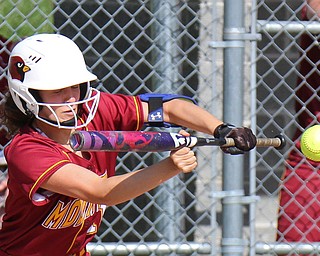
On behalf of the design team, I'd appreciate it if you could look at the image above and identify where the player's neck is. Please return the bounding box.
[32,119,73,145]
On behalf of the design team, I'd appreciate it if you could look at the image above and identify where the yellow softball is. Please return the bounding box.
[301,125,320,162]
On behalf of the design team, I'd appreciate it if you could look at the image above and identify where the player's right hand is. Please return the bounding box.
[170,147,197,173]
[170,129,197,173]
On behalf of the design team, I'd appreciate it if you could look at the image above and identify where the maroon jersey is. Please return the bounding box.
[0,93,144,255]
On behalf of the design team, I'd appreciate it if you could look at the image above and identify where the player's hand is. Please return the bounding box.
[170,147,197,173]
[169,130,197,173]
[214,123,256,155]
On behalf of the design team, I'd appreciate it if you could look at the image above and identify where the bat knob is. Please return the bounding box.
[274,134,286,150]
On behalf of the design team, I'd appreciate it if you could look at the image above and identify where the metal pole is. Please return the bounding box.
[255,242,320,255]
[256,20,320,34]
[210,1,221,254]
[221,0,246,255]
[87,242,212,255]
[150,0,183,242]
[249,0,258,255]
[210,1,221,253]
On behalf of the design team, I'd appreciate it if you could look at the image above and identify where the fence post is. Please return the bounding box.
[150,0,185,242]
[221,0,246,255]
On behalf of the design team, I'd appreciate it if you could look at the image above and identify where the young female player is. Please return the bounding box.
[0,34,256,255]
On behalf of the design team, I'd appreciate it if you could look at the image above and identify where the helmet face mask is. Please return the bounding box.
[7,34,99,129]
[34,87,100,129]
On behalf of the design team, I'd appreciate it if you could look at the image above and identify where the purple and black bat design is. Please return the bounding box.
[69,131,285,152]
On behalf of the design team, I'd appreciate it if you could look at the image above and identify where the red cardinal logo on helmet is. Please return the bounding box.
[9,56,31,82]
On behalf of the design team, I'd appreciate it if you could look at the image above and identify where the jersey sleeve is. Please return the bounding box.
[92,93,144,131]
[5,134,72,205]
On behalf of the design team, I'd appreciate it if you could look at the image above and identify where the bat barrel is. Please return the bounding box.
[69,131,194,152]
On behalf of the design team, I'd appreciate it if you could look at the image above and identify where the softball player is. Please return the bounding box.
[0,34,256,255]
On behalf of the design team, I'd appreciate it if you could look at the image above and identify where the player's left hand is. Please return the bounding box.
[214,123,257,155]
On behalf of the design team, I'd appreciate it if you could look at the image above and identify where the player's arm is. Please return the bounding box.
[41,147,196,205]
[141,98,222,135]
[141,97,256,154]
[164,99,224,134]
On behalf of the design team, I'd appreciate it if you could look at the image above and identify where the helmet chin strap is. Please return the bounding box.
[41,116,76,128]
[58,118,76,127]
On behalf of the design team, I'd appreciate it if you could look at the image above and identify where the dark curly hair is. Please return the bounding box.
[1,92,34,137]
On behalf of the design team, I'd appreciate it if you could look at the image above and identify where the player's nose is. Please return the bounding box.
[63,87,77,103]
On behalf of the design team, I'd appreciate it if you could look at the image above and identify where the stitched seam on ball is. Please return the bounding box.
[304,132,320,153]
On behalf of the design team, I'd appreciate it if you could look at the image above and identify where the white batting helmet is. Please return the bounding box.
[7,33,100,129]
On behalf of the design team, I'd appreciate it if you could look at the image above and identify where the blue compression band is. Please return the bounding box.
[139,93,197,127]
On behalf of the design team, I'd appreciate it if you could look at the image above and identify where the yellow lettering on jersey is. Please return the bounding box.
[42,199,105,230]
[74,200,91,227]
[86,202,95,218]
[60,199,82,228]
[42,200,70,229]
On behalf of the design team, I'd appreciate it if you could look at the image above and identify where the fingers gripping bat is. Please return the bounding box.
[69,131,286,152]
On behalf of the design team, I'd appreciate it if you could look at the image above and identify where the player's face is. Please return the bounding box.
[38,85,81,123]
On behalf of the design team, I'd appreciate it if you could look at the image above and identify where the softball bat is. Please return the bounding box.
[69,131,285,152]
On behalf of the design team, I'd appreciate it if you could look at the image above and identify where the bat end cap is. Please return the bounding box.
[275,134,286,150]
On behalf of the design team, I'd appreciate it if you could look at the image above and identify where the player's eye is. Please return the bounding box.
[71,85,80,89]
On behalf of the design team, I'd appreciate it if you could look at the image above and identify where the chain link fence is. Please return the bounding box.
[0,0,224,255]
[0,0,318,255]
[253,0,320,255]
